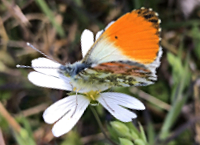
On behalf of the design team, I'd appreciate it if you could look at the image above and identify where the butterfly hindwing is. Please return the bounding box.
[75,61,156,88]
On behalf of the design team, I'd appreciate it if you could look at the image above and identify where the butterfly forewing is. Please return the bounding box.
[82,8,161,65]
[76,8,162,88]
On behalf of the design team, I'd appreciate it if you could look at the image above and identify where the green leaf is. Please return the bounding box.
[159,53,191,139]
[138,123,147,143]
[14,128,36,145]
[146,121,155,145]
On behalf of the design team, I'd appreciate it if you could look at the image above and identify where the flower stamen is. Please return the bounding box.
[90,95,95,100]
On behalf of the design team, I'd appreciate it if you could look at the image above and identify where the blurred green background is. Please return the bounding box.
[0,0,200,145]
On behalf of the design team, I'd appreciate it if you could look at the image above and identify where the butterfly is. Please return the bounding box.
[26,7,162,93]
[24,7,162,137]
[54,7,162,93]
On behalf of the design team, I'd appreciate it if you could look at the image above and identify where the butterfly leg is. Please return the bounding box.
[71,89,81,118]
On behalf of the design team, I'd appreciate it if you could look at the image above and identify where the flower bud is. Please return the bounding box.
[110,121,131,138]
[134,139,145,145]
[119,138,134,145]
[130,130,139,140]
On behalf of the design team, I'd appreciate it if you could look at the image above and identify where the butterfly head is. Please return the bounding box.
[59,62,90,77]
[59,64,75,77]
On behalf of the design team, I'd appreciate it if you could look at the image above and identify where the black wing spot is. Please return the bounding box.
[134,8,160,30]
[144,14,153,19]
[149,19,158,23]
[137,11,141,14]
[142,10,149,15]
[115,36,118,39]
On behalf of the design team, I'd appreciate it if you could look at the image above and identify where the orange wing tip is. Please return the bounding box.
[83,7,162,65]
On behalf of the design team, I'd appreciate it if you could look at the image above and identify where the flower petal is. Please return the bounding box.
[95,30,103,41]
[31,57,61,77]
[99,92,145,110]
[28,72,72,91]
[43,95,77,124]
[51,95,90,137]
[81,29,94,58]
[97,94,137,122]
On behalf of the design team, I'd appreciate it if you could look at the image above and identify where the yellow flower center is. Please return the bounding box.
[83,90,100,106]
[84,90,100,101]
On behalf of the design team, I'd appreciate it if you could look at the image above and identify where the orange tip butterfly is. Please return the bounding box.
[26,7,162,93]
[18,7,163,137]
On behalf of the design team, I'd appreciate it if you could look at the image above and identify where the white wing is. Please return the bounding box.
[105,21,115,29]
[95,30,103,41]
[146,46,163,78]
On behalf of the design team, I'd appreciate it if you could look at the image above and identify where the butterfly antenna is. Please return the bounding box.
[26,42,59,63]
[16,64,59,69]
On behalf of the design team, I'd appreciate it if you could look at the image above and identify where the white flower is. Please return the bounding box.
[28,57,145,137]
[27,29,145,137]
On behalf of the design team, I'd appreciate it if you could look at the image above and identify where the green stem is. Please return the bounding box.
[90,106,118,145]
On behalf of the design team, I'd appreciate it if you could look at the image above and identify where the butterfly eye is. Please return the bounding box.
[66,66,73,72]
